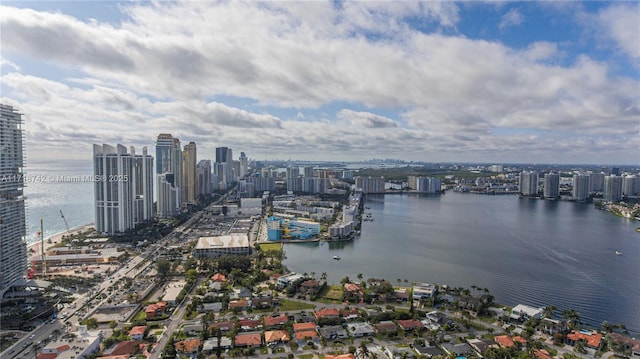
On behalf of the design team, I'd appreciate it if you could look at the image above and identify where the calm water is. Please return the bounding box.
[283,192,640,334]
[24,160,94,243]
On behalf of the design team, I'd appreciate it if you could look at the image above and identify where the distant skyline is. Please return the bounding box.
[1,1,639,165]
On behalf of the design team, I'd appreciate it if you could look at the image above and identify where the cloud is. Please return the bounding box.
[337,109,398,128]
[595,3,640,61]
[499,8,524,29]
[1,57,21,71]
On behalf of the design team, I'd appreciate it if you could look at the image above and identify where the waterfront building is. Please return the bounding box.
[342,205,358,222]
[416,177,442,193]
[182,142,198,204]
[622,175,638,196]
[267,217,281,240]
[0,104,27,295]
[519,171,538,196]
[355,176,385,194]
[589,172,605,193]
[303,166,314,178]
[156,134,182,215]
[342,170,354,180]
[303,177,330,194]
[412,282,437,300]
[543,172,560,199]
[604,175,623,202]
[93,144,153,235]
[329,221,354,239]
[194,234,249,259]
[197,160,212,196]
[572,174,590,201]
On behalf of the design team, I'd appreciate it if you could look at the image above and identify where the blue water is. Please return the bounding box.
[24,159,94,243]
[283,193,640,334]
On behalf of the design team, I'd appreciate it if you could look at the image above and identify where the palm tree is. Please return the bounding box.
[320,272,327,281]
[543,305,556,319]
[357,273,363,281]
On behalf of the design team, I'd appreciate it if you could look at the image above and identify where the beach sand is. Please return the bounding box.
[27,223,95,260]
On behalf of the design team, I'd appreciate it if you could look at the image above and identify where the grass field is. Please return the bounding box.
[317,285,343,304]
[258,242,282,254]
[278,299,316,311]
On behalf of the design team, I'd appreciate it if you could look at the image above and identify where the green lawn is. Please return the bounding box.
[298,354,314,359]
[278,299,316,311]
[258,243,282,254]
[317,285,343,303]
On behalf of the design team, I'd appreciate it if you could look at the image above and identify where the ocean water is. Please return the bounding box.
[283,193,640,334]
[24,159,95,244]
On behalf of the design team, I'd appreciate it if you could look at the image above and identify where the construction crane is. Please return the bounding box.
[60,209,70,231]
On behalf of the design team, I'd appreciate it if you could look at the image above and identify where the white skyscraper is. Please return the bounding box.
[604,175,623,202]
[182,142,197,204]
[0,104,28,295]
[622,175,638,196]
[94,144,153,235]
[572,174,590,201]
[197,159,212,196]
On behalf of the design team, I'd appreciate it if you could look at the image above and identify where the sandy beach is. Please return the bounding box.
[27,223,95,260]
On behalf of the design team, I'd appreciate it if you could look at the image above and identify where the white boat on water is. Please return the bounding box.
[616,250,623,255]
[332,255,341,260]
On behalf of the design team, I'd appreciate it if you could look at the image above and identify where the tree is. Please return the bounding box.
[157,259,171,277]
[321,272,327,281]
[543,305,557,319]
[357,273,363,281]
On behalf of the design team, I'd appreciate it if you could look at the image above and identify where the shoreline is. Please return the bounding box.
[27,223,95,260]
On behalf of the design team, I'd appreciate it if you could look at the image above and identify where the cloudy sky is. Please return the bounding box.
[1,1,639,165]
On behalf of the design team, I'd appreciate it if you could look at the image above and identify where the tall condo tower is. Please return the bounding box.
[519,171,539,196]
[156,134,182,217]
[182,142,197,204]
[0,104,28,295]
[604,175,623,202]
[543,172,560,199]
[572,174,590,201]
[94,144,153,235]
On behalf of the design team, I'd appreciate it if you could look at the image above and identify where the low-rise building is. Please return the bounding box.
[374,321,397,334]
[510,304,544,321]
[145,301,167,318]
[175,338,201,356]
[566,330,603,350]
[412,282,437,300]
[347,322,375,337]
[264,313,288,328]
[264,330,290,345]
[319,325,349,340]
[194,234,250,259]
[315,307,340,320]
[202,337,232,353]
[128,326,146,341]
[234,333,262,348]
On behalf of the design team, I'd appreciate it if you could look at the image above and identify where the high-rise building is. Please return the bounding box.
[214,146,234,187]
[604,175,623,202]
[215,147,232,164]
[182,142,197,204]
[416,177,442,193]
[355,176,385,194]
[588,172,605,193]
[239,152,248,178]
[156,134,182,216]
[0,104,28,295]
[543,172,560,199]
[519,171,538,196]
[197,160,211,196]
[303,166,315,178]
[572,174,590,201]
[94,144,153,235]
[622,175,638,197]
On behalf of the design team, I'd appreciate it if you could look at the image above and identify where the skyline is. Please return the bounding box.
[1,1,639,165]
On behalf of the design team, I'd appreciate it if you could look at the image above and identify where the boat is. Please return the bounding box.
[332,255,341,260]
[616,250,623,256]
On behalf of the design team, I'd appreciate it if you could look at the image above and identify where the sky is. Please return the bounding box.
[1,1,639,165]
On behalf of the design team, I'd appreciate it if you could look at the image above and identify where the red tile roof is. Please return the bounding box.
[397,319,423,330]
[111,340,141,356]
[343,283,363,293]
[129,326,146,337]
[36,353,57,359]
[567,331,603,348]
[175,338,201,353]
[534,349,554,359]
[315,308,340,318]
[211,273,227,282]
[264,313,288,327]
[234,333,262,347]
[494,335,516,348]
[293,322,317,332]
[375,321,398,333]
[295,330,318,340]
[208,320,235,332]
[229,299,248,309]
[340,308,360,318]
[325,355,356,359]
[239,319,262,329]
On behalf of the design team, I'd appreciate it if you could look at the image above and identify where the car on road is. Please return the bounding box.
[29,334,35,339]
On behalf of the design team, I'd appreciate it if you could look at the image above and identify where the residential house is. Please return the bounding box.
[566,330,603,350]
[230,287,252,300]
[340,308,360,321]
[374,321,398,335]
[211,273,227,283]
[441,343,474,358]
[534,349,554,359]
[412,282,437,300]
[425,311,448,325]
[208,320,235,334]
[509,304,544,322]
[234,333,262,348]
[108,341,141,357]
[264,330,290,345]
[315,308,340,320]
[385,345,416,359]
[457,296,481,313]
[238,319,263,332]
[537,318,565,335]
[392,287,410,302]
[293,322,318,344]
[319,325,349,340]
[347,322,375,337]
[202,302,222,313]
[397,319,423,331]
[128,326,146,341]
[202,337,232,353]
[494,335,527,349]
[145,301,167,319]
[413,345,445,358]
[250,296,274,309]
[608,333,640,357]
[343,283,364,302]
[290,312,316,323]
[467,338,495,353]
[182,324,203,336]
[175,338,201,356]
[264,313,288,328]
[229,299,249,311]
[299,280,322,297]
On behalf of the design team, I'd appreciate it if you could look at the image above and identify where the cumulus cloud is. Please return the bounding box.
[499,8,524,29]
[0,1,638,163]
[595,3,640,61]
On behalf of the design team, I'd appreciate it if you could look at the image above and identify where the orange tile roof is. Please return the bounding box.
[315,308,340,318]
[129,326,146,336]
[397,319,423,330]
[567,331,603,348]
[229,299,248,308]
[264,330,290,343]
[325,355,356,359]
[55,345,70,353]
[264,313,288,327]
[234,333,262,346]
[534,349,554,359]
[211,273,227,282]
[36,353,57,359]
[295,330,318,340]
[175,338,201,353]
[111,340,141,356]
[343,283,362,292]
[293,322,317,332]
[494,335,515,348]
